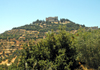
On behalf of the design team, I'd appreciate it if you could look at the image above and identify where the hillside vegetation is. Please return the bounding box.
[0,18,99,70]
[0,18,85,60]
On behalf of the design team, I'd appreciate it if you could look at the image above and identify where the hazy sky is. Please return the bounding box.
[0,0,100,34]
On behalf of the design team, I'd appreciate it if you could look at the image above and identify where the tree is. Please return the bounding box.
[73,28,100,69]
[19,28,77,70]
[60,18,65,22]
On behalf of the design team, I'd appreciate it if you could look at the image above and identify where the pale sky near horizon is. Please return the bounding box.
[0,0,100,34]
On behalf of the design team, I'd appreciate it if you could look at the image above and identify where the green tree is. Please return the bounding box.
[73,28,100,69]
[19,28,77,70]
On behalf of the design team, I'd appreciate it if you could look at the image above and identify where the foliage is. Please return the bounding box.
[18,29,77,70]
[73,28,100,69]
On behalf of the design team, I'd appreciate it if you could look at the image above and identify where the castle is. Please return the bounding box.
[46,16,58,22]
[46,16,70,24]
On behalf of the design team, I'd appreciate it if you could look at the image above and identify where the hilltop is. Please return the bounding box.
[0,17,86,50]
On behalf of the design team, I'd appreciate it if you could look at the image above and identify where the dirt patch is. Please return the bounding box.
[0,51,3,55]
[0,56,17,66]
[39,25,43,28]
[0,59,8,65]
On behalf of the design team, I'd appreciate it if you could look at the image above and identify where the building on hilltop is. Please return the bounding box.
[90,26,98,30]
[46,16,70,24]
[46,16,58,22]
[87,26,98,31]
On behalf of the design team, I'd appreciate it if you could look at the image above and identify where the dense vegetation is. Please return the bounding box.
[73,28,100,69]
[18,29,77,70]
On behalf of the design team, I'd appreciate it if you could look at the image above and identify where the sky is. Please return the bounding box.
[0,0,100,34]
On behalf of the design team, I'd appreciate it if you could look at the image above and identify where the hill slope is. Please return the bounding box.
[0,18,89,66]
